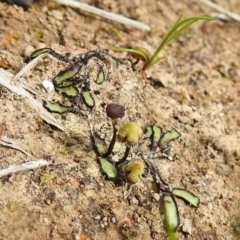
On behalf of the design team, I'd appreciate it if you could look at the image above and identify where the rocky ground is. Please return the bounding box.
[0,0,240,239]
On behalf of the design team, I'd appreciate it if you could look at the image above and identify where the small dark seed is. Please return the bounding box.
[106,103,125,119]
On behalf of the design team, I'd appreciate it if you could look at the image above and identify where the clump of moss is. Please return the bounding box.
[124,160,145,184]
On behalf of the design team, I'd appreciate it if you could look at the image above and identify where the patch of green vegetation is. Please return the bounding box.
[39,172,51,187]
[28,14,209,236]
[110,15,213,71]
[124,161,145,184]
[99,157,117,179]
[44,101,68,113]
[33,27,43,40]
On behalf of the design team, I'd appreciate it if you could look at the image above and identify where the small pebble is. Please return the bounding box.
[94,215,101,220]
[111,217,116,224]
[24,45,35,57]
[45,199,51,205]
[104,221,108,227]
[102,216,108,222]
[73,234,80,240]
[130,197,139,205]
[42,80,54,92]
[147,219,152,227]
[132,213,139,221]
[152,193,160,201]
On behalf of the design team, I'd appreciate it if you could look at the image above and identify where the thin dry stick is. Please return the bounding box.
[0,124,33,157]
[0,159,49,177]
[52,0,151,31]
[0,68,64,131]
[0,138,33,158]
[198,0,240,22]
[12,53,47,83]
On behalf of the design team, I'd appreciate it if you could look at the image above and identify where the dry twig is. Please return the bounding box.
[0,124,32,158]
[12,53,47,83]
[0,67,64,131]
[52,0,151,31]
[198,0,240,22]
[0,137,33,158]
[0,159,49,177]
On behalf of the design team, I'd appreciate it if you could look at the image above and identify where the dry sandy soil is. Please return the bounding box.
[0,0,240,239]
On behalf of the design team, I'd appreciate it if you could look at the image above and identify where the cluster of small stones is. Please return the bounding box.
[94,215,117,229]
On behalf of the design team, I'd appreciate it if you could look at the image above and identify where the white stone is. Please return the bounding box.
[42,80,54,92]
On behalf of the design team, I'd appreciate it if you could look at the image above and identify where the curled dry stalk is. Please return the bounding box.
[109,15,214,72]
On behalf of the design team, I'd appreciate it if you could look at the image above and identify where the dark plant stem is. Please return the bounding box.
[103,120,117,158]
[140,69,147,81]
[140,152,169,191]
[142,62,149,71]
[116,146,131,166]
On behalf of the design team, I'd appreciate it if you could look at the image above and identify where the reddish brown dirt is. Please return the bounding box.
[0,1,240,239]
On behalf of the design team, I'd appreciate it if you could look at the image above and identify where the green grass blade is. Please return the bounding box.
[170,19,199,41]
[109,47,149,62]
[149,56,167,67]
[147,15,214,68]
